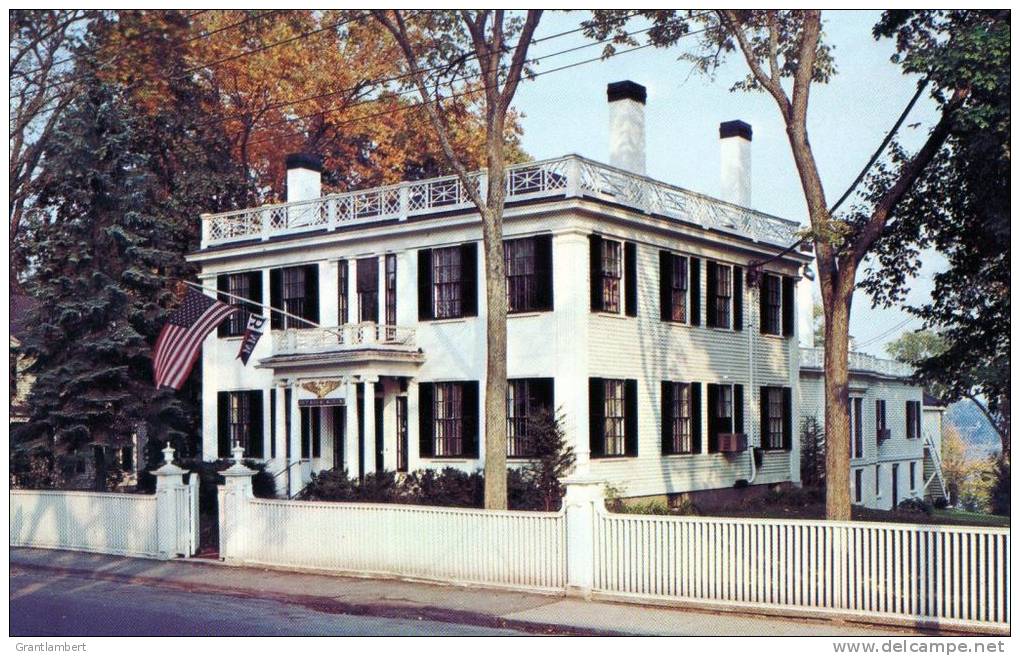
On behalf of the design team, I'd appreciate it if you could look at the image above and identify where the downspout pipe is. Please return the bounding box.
[747,280,758,485]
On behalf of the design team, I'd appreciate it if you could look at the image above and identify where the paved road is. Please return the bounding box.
[10,568,525,637]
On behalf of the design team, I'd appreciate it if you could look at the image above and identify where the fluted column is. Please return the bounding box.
[344,376,359,479]
[363,376,378,475]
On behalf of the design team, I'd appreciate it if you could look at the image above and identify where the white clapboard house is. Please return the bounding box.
[188,80,943,508]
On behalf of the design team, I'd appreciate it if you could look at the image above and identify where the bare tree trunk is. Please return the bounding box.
[822,287,853,520]
[481,114,509,507]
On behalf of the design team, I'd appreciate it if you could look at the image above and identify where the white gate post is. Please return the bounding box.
[218,445,255,563]
[153,445,190,560]
[562,475,605,599]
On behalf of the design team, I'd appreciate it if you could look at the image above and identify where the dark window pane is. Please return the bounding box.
[601,241,622,314]
[603,379,626,456]
[433,247,463,319]
[506,238,537,313]
[434,382,463,456]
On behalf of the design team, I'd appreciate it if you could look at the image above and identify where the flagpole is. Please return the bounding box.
[181,279,336,334]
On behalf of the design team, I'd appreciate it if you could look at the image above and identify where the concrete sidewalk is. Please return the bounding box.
[10,548,925,637]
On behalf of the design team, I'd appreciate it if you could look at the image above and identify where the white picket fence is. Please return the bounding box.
[223,496,566,591]
[11,490,161,557]
[593,509,1010,631]
[10,451,200,559]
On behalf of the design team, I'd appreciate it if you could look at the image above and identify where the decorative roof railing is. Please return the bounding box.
[201,155,802,249]
[799,346,916,379]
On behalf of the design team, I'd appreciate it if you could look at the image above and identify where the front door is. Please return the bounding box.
[891,464,900,509]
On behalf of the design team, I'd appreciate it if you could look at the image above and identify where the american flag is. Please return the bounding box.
[153,288,238,390]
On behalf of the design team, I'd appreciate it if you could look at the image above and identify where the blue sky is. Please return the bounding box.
[512,10,942,356]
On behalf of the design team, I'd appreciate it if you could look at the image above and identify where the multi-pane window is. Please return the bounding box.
[225,274,252,336]
[670,255,688,322]
[851,397,864,459]
[229,392,253,454]
[600,240,622,314]
[717,385,733,429]
[337,260,349,325]
[357,257,379,324]
[910,461,917,491]
[395,396,408,472]
[434,382,463,456]
[603,379,626,456]
[876,399,888,441]
[505,238,536,313]
[764,387,784,450]
[433,247,463,319]
[385,254,397,327]
[666,382,693,454]
[506,379,552,458]
[854,469,863,504]
[906,400,922,439]
[763,274,782,335]
[282,267,307,328]
[875,464,881,496]
[714,265,733,328]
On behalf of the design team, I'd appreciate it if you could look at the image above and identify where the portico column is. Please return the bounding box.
[344,376,360,479]
[363,376,378,475]
[287,380,302,498]
[274,381,288,494]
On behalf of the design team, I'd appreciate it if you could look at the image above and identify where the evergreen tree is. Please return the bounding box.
[14,22,249,488]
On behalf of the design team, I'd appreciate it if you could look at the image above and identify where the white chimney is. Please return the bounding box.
[285,153,322,203]
[720,120,752,207]
[607,81,646,175]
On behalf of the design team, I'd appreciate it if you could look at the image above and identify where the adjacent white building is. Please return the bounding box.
[188,80,943,508]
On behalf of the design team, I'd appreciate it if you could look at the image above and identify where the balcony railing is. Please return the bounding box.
[272,323,416,357]
[799,347,915,379]
[201,155,802,249]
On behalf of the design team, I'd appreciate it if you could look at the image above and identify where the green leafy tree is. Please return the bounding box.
[13,23,249,488]
[861,11,1010,462]
[799,416,826,488]
[586,10,984,520]
[522,409,577,511]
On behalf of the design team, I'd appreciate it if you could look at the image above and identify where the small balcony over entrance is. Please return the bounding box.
[258,323,423,376]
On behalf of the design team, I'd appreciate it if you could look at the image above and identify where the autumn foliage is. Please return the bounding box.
[95,10,526,199]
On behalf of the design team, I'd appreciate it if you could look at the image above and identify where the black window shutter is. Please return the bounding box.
[659,251,673,322]
[759,386,769,449]
[269,388,276,459]
[303,264,319,324]
[249,390,264,459]
[782,387,793,450]
[734,384,745,435]
[705,262,718,327]
[733,265,744,331]
[661,381,675,454]
[624,379,638,456]
[588,378,605,458]
[248,271,263,314]
[782,275,795,337]
[589,235,604,312]
[624,242,637,317]
[905,401,912,438]
[217,391,230,458]
[418,383,435,458]
[759,275,770,335]
[462,381,480,458]
[534,234,554,311]
[690,382,702,454]
[689,258,701,326]
[270,268,283,329]
[300,408,310,459]
[217,275,230,337]
[312,406,321,458]
[417,249,433,320]
[531,377,555,412]
[706,384,718,453]
[460,243,478,317]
